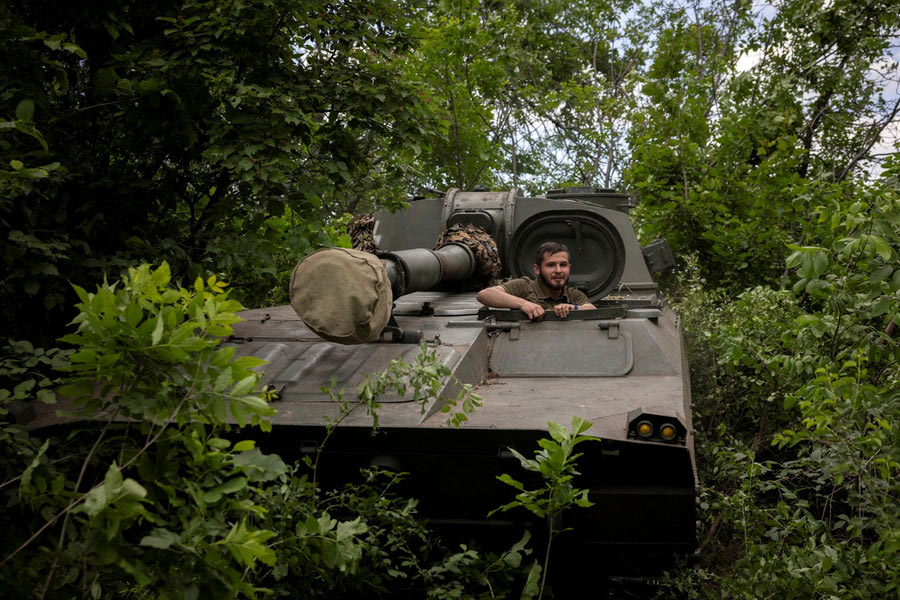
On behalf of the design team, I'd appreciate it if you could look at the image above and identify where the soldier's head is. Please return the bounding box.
[533,242,571,292]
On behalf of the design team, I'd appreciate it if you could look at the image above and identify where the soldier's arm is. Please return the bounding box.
[476,285,545,319]
[572,290,595,310]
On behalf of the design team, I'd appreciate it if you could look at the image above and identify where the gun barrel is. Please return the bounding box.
[289,242,478,345]
[381,242,475,298]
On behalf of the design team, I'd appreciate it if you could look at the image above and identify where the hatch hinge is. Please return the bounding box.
[490,322,521,341]
[598,320,619,339]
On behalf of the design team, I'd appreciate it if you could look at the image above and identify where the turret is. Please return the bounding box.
[289,187,674,344]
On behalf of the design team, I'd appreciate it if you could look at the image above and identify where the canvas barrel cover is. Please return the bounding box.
[290,248,392,344]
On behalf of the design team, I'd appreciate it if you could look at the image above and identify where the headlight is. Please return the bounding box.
[626,408,687,444]
[636,420,654,438]
[659,423,677,441]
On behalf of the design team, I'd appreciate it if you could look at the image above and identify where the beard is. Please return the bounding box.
[540,272,568,291]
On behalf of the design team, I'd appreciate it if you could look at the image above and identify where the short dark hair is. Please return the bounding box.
[535,241,569,266]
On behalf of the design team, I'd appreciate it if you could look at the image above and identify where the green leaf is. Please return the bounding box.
[218,476,248,495]
[234,448,288,482]
[83,484,111,518]
[221,521,277,567]
[151,315,165,346]
[203,477,248,503]
[208,437,231,450]
[871,235,893,260]
[233,394,274,415]
[812,250,828,277]
[520,561,542,600]
[104,462,124,494]
[497,473,525,491]
[335,516,368,541]
[16,99,35,121]
[805,279,830,296]
[140,528,181,550]
[796,312,817,325]
[570,415,593,436]
[232,374,257,397]
[19,439,50,494]
[233,439,256,452]
[547,421,569,443]
[62,42,87,59]
[124,302,143,328]
[214,366,233,392]
[869,296,891,317]
[116,557,152,586]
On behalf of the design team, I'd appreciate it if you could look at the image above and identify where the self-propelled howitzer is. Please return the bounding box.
[229,186,697,589]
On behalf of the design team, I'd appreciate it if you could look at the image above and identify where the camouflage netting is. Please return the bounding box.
[348,213,377,254]
[290,247,392,344]
[436,223,502,288]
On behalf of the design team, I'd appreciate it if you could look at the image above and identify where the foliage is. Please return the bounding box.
[405,0,646,194]
[1,0,439,343]
[492,417,598,599]
[402,0,523,192]
[626,0,899,293]
[682,282,792,437]
[247,465,531,599]
[1,263,532,599]
[307,343,483,499]
[0,338,68,408]
[323,342,484,432]
[1,263,281,598]
[742,0,900,181]
[500,0,644,191]
[686,358,900,600]
[664,158,900,599]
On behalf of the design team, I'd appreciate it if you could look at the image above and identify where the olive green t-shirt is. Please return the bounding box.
[501,277,590,309]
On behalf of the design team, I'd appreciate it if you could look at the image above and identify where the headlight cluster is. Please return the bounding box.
[628,409,686,444]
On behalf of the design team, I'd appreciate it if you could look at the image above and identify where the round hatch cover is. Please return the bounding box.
[509,211,626,301]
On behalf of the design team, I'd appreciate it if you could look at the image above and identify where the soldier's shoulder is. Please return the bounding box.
[502,276,533,288]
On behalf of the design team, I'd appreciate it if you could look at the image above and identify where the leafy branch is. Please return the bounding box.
[1,262,284,598]
[490,416,598,600]
[310,343,483,494]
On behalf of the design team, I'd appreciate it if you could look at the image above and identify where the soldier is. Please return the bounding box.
[476,241,596,320]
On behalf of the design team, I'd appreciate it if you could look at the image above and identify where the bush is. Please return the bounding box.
[0,263,527,599]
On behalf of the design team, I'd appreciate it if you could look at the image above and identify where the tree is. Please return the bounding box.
[1,0,439,342]
[625,0,900,291]
[745,0,900,181]
[401,0,521,192]
[405,0,646,195]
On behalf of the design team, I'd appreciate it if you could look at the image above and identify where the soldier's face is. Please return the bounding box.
[534,251,571,291]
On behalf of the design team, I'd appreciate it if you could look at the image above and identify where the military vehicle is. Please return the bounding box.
[226,186,697,590]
